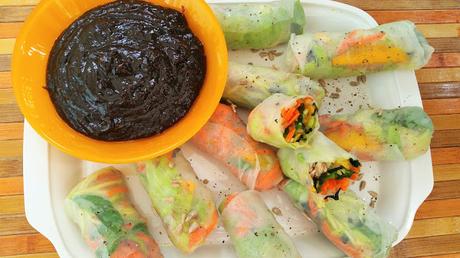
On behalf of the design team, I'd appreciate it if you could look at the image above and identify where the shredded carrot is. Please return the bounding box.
[350,173,359,180]
[221,193,238,211]
[107,186,128,197]
[282,97,317,142]
[321,223,364,258]
[188,211,218,250]
[282,107,297,125]
[339,179,350,191]
[281,108,288,118]
[320,178,353,195]
[336,30,385,55]
[188,227,206,249]
[285,126,296,142]
[96,171,121,183]
[285,111,300,127]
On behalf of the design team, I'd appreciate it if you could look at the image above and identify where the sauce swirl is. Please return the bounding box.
[47,0,206,141]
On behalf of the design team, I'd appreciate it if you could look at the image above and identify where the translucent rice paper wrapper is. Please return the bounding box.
[282,180,397,258]
[136,153,218,253]
[277,132,356,187]
[320,107,434,161]
[211,0,306,49]
[247,94,320,149]
[219,190,301,258]
[224,62,325,109]
[181,143,318,245]
[284,20,434,79]
[65,167,163,258]
[190,104,283,191]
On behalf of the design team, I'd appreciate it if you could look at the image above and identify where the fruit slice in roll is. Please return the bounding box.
[320,106,434,161]
[284,20,434,79]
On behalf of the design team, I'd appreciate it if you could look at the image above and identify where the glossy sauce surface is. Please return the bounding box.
[47,0,206,141]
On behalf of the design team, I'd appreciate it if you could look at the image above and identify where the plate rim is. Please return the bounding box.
[22,0,434,256]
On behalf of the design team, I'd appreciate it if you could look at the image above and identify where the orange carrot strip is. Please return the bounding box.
[337,30,385,55]
[321,223,364,258]
[350,173,359,180]
[192,104,283,191]
[95,171,121,183]
[340,179,350,191]
[254,149,284,190]
[107,186,128,197]
[285,111,300,127]
[188,211,218,249]
[285,126,296,142]
[282,107,297,121]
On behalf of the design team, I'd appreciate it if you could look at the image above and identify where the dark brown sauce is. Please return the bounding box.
[47,0,206,141]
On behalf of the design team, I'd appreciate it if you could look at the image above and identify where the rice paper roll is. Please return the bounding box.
[136,152,218,253]
[212,0,306,49]
[65,167,163,258]
[219,190,301,258]
[248,94,320,149]
[282,180,397,258]
[278,132,361,196]
[320,107,434,161]
[285,20,434,79]
[191,104,283,191]
[224,62,325,109]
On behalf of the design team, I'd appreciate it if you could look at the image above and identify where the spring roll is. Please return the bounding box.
[219,190,301,258]
[320,107,434,161]
[278,132,361,196]
[248,93,320,149]
[191,104,283,191]
[65,167,163,258]
[136,152,218,253]
[282,180,397,258]
[223,62,325,109]
[285,20,434,79]
[212,0,306,49]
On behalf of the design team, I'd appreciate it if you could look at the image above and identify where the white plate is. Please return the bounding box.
[23,0,434,257]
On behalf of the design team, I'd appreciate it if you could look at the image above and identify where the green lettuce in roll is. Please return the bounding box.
[65,167,163,258]
[248,93,320,149]
[285,20,434,79]
[320,107,434,161]
[219,190,301,258]
[282,180,397,258]
[212,0,306,49]
[224,62,325,109]
[136,152,218,253]
[278,132,361,196]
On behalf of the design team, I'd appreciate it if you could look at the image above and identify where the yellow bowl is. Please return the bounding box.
[12,0,228,163]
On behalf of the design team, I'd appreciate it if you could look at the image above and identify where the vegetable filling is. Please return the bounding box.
[282,97,318,143]
[310,158,361,195]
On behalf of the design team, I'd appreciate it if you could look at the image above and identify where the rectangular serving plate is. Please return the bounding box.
[23,0,434,257]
